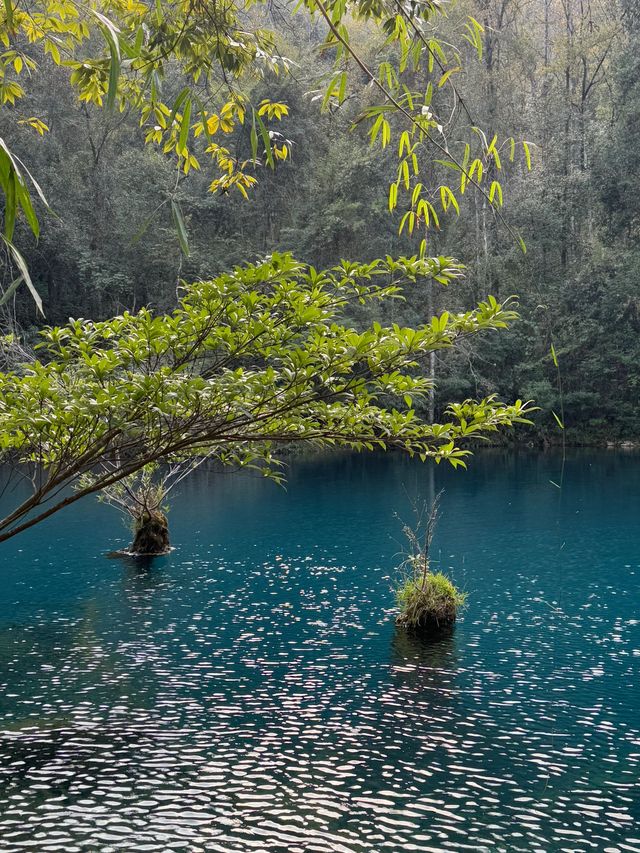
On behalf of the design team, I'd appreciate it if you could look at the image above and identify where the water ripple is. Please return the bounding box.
[1,452,639,851]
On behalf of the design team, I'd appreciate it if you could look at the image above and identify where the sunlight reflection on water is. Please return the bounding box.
[0,450,639,851]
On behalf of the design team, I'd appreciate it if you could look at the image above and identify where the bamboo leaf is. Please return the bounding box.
[106,37,120,110]
[4,170,15,241]
[438,67,461,88]
[7,240,43,315]
[130,198,169,246]
[168,87,191,129]
[388,181,397,212]
[250,114,258,161]
[338,70,346,103]
[178,97,192,155]
[90,10,121,111]
[257,115,274,168]
[12,151,53,217]
[14,176,38,237]
[171,199,189,256]
[0,274,23,307]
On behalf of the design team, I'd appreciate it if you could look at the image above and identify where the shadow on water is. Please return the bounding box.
[391,623,458,666]
[114,553,176,612]
[389,624,459,696]
[106,550,174,601]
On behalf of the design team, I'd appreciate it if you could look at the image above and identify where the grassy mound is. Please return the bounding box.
[395,571,466,632]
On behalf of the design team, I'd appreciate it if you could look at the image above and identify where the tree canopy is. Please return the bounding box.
[0,252,531,541]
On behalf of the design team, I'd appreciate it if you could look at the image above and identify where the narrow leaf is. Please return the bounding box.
[4,170,15,241]
[250,114,258,161]
[7,240,43,315]
[168,87,190,128]
[90,11,121,112]
[256,115,274,168]
[0,274,23,306]
[4,0,13,29]
[178,97,191,155]
[171,199,189,256]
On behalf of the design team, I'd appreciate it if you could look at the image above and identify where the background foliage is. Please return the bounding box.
[1,0,638,443]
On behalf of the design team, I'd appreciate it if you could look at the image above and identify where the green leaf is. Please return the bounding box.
[130,198,169,246]
[256,115,274,168]
[0,274,23,307]
[133,26,144,56]
[6,239,43,316]
[3,0,13,29]
[178,97,192,155]
[338,70,347,104]
[150,70,161,100]
[12,153,51,215]
[250,114,258,161]
[4,169,15,241]
[368,113,383,145]
[90,10,121,111]
[489,180,503,206]
[388,181,398,212]
[438,67,460,88]
[14,174,38,237]
[168,87,191,128]
[171,199,189,256]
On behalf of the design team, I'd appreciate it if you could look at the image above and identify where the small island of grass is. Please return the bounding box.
[394,491,466,634]
[395,570,466,632]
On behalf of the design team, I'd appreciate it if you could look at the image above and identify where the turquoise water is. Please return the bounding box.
[0,451,639,852]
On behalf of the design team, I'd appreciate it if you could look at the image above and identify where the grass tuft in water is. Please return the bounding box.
[394,489,466,633]
[395,568,466,631]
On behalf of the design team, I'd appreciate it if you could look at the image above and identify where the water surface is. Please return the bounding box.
[0,451,639,852]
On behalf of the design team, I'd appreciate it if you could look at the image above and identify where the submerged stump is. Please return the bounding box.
[130,510,170,556]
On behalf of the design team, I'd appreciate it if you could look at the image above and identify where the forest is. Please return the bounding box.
[0,0,638,445]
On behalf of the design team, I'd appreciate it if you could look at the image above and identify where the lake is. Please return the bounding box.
[0,450,639,852]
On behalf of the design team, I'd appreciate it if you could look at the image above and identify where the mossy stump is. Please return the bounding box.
[131,510,170,556]
[395,572,465,637]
